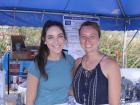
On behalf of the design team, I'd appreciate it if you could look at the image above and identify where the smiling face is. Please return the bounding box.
[44,26,65,55]
[79,26,100,53]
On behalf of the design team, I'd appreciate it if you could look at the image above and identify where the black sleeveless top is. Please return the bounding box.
[72,57,108,105]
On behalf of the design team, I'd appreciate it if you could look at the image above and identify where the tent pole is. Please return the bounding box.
[116,0,129,68]
[0,9,122,19]
[124,30,139,51]
[122,26,127,68]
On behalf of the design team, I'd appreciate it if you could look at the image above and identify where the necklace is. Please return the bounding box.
[83,57,96,71]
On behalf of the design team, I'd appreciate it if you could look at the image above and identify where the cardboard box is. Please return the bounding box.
[12,51,34,60]
[11,35,26,51]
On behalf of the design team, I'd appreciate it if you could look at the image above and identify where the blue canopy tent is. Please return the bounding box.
[0,0,140,30]
[0,0,140,68]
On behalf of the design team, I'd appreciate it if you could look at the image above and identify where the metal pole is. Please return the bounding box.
[122,26,127,68]
[7,52,10,94]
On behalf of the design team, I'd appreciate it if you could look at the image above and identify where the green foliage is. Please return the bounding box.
[16,27,41,46]
[126,36,140,68]
[0,35,9,54]
[99,31,140,68]
[99,31,123,66]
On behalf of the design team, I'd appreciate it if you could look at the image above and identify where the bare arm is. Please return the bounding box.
[26,73,39,105]
[107,60,121,105]
[68,85,74,96]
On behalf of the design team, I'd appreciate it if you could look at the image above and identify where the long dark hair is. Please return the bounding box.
[34,20,67,79]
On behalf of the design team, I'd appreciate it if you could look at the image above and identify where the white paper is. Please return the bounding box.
[0,70,5,99]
